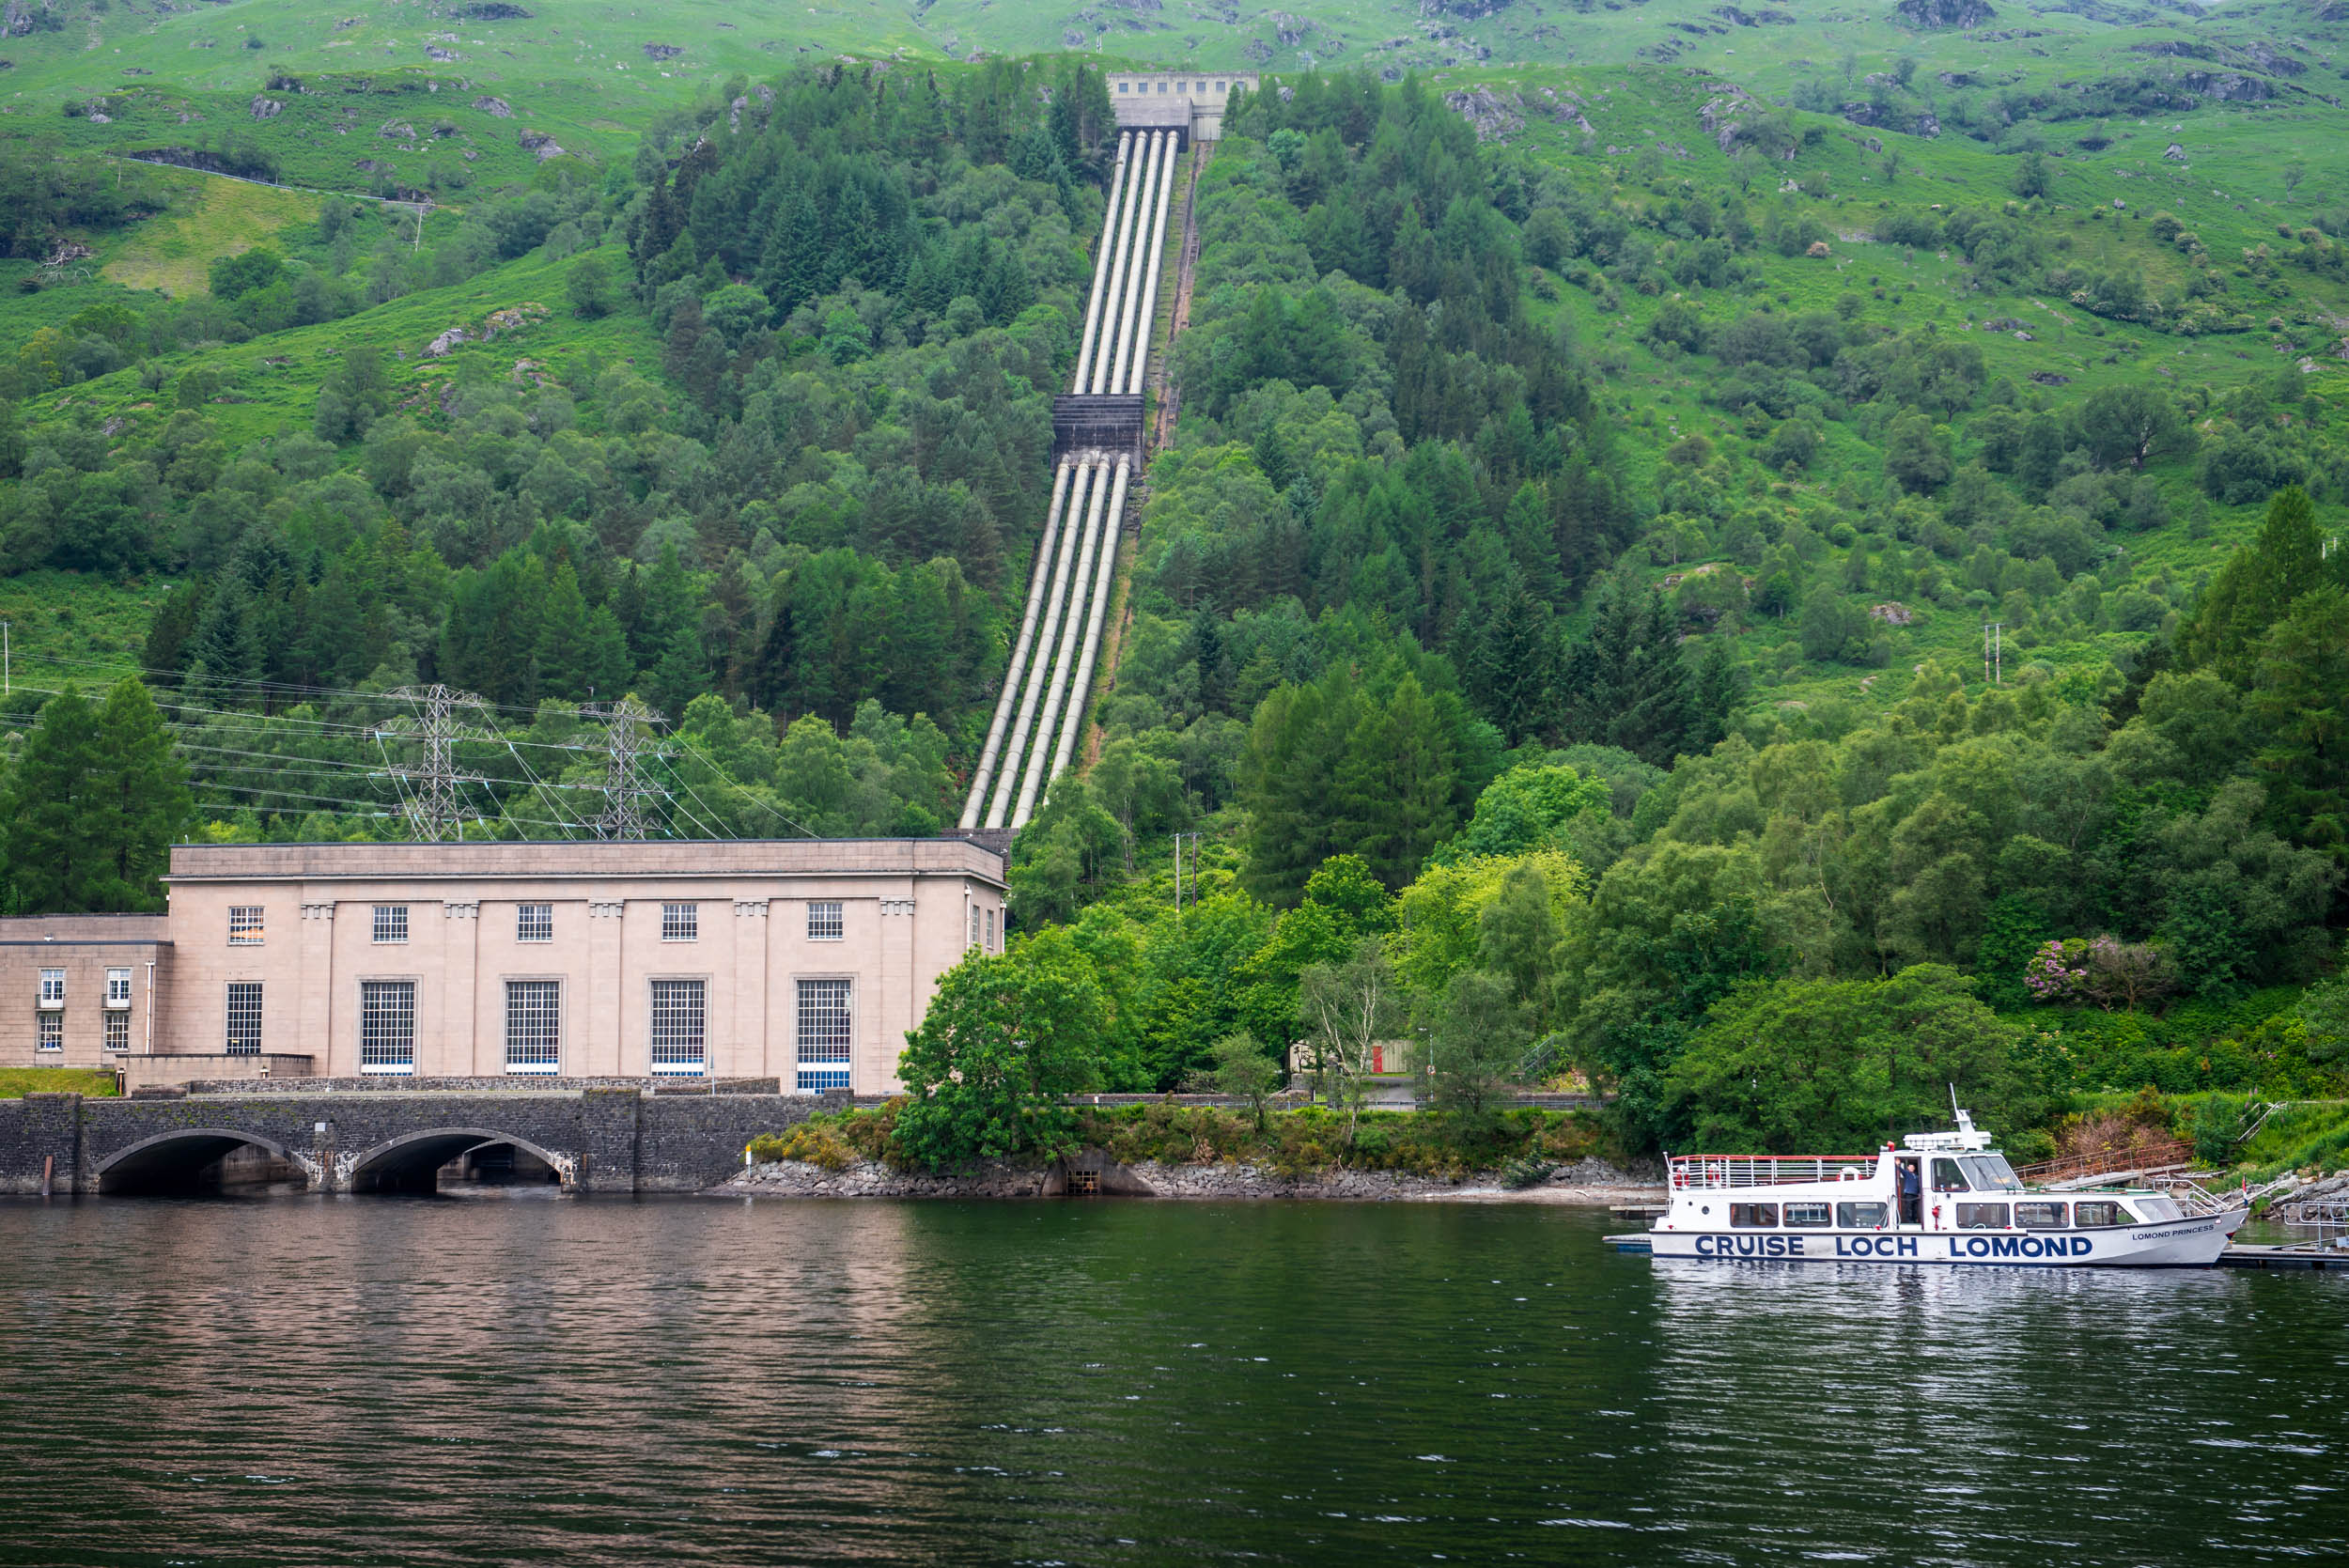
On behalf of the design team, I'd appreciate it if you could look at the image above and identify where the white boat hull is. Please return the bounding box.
[1640,1210,2243,1267]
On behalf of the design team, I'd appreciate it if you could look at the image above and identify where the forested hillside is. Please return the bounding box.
[1,0,2346,1154]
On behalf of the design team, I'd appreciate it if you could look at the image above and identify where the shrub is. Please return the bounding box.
[749,1120,856,1171]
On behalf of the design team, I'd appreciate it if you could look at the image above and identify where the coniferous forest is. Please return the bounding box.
[2,6,2348,1157]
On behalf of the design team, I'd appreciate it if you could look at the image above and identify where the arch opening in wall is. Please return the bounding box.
[344,1128,574,1194]
[97,1129,310,1195]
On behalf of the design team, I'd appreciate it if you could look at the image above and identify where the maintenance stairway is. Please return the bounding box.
[958,129,1188,835]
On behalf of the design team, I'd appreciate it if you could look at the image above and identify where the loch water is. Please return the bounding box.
[1,1195,2343,1566]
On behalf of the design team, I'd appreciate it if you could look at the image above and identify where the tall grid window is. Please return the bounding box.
[969,906,981,951]
[225,982,263,1055]
[796,978,853,1093]
[649,980,707,1074]
[372,906,409,944]
[103,1011,130,1052]
[228,906,265,945]
[360,980,416,1074]
[105,968,132,1007]
[807,901,844,941]
[986,908,997,951]
[37,1012,61,1051]
[37,969,63,1006]
[505,981,561,1074]
[517,903,553,942]
[661,903,698,942]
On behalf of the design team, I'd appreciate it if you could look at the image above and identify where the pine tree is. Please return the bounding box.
[90,679,190,909]
[1336,673,1461,891]
[536,564,597,702]
[5,690,106,913]
[1467,583,1556,746]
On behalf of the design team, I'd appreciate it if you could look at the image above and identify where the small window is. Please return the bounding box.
[986,908,997,949]
[228,906,265,945]
[36,1012,61,1051]
[37,969,64,1006]
[225,982,263,1055]
[517,903,552,942]
[1158,80,1168,93]
[505,980,560,1075]
[968,906,981,951]
[1118,80,1128,92]
[1728,1203,1779,1228]
[360,980,416,1074]
[1930,1157,1969,1192]
[661,903,698,942]
[1837,1201,1889,1229]
[1956,1203,2011,1230]
[807,901,844,941]
[650,979,707,1075]
[1216,80,1226,91]
[2074,1200,2127,1228]
[105,968,132,1008]
[103,1011,130,1053]
[372,905,409,944]
[2015,1201,2069,1230]
[1783,1202,1831,1228]
[797,977,853,1093]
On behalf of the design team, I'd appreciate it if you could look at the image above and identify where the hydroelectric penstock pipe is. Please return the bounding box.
[957,459,1073,829]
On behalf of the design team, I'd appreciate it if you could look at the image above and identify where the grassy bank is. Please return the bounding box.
[0,1068,118,1098]
[752,1100,1615,1184]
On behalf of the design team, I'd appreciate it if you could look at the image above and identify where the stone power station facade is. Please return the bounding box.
[0,838,1006,1093]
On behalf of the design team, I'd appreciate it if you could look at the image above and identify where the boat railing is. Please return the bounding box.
[1668,1155,1877,1190]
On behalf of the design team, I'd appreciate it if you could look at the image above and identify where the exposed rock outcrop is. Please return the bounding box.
[1893,0,1996,27]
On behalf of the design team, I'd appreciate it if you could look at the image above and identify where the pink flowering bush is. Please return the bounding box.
[2024,936,2176,1012]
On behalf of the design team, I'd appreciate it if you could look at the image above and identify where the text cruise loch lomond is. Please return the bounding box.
[1614,1112,2245,1267]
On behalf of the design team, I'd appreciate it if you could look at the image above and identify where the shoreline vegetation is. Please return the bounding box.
[726,1100,1660,1202]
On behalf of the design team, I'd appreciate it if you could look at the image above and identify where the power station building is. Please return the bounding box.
[0,837,1006,1092]
[1106,71,1256,143]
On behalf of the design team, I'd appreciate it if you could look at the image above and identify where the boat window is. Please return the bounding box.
[2135,1196,2183,1221]
[2015,1202,2068,1230]
[1959,1155,2023,1192]
[1955,1203,2010,1230]
[1728,1203,1779,1228]
[1929,1157,1969,1191]
[1836,1202,1888,1229]
[2074,1200,2127,1227]
[1783,1202,1830,1228]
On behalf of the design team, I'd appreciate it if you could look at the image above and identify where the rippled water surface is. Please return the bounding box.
[3,1196,2345,1566]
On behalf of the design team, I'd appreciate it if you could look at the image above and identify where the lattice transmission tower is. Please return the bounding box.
[582,697,668,840]
[379,684,495,842]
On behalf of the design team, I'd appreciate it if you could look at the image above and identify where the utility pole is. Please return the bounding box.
[1172,831,1201,918]
[583,697,666,840]
[380,684,494,842]
[1982,622,2003,687]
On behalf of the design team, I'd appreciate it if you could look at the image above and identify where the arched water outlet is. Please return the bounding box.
[96,1129,324,1194]
[337,1127,579,1194]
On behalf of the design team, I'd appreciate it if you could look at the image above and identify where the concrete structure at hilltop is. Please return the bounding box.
[1106,70,1256,144]
[0,838,1004,1092]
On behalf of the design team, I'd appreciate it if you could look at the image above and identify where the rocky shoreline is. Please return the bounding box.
[715,1153,1664,1204]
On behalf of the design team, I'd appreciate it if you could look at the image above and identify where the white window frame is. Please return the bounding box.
[103,1010,130,1053]
[661,903,699,942]
[649,978,707,1076]
[359,979,416,1075]
[37,968,64,1007]
[516,903,553,943]
[504,979,562,1075]
[806,901,844,941]
[795,977,854,1094]
[372,905,409,945]
[36,1011,61,1052]
[225,982,263,1055]
[228,906,265,946]
[969,905,981,951]
[105,968,132,1008]
[986,908,997,951]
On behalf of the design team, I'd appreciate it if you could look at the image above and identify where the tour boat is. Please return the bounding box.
[1612,1111,2245,1267]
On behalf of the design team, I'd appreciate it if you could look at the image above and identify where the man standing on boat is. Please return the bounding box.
[1897,1157,1922,1226]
